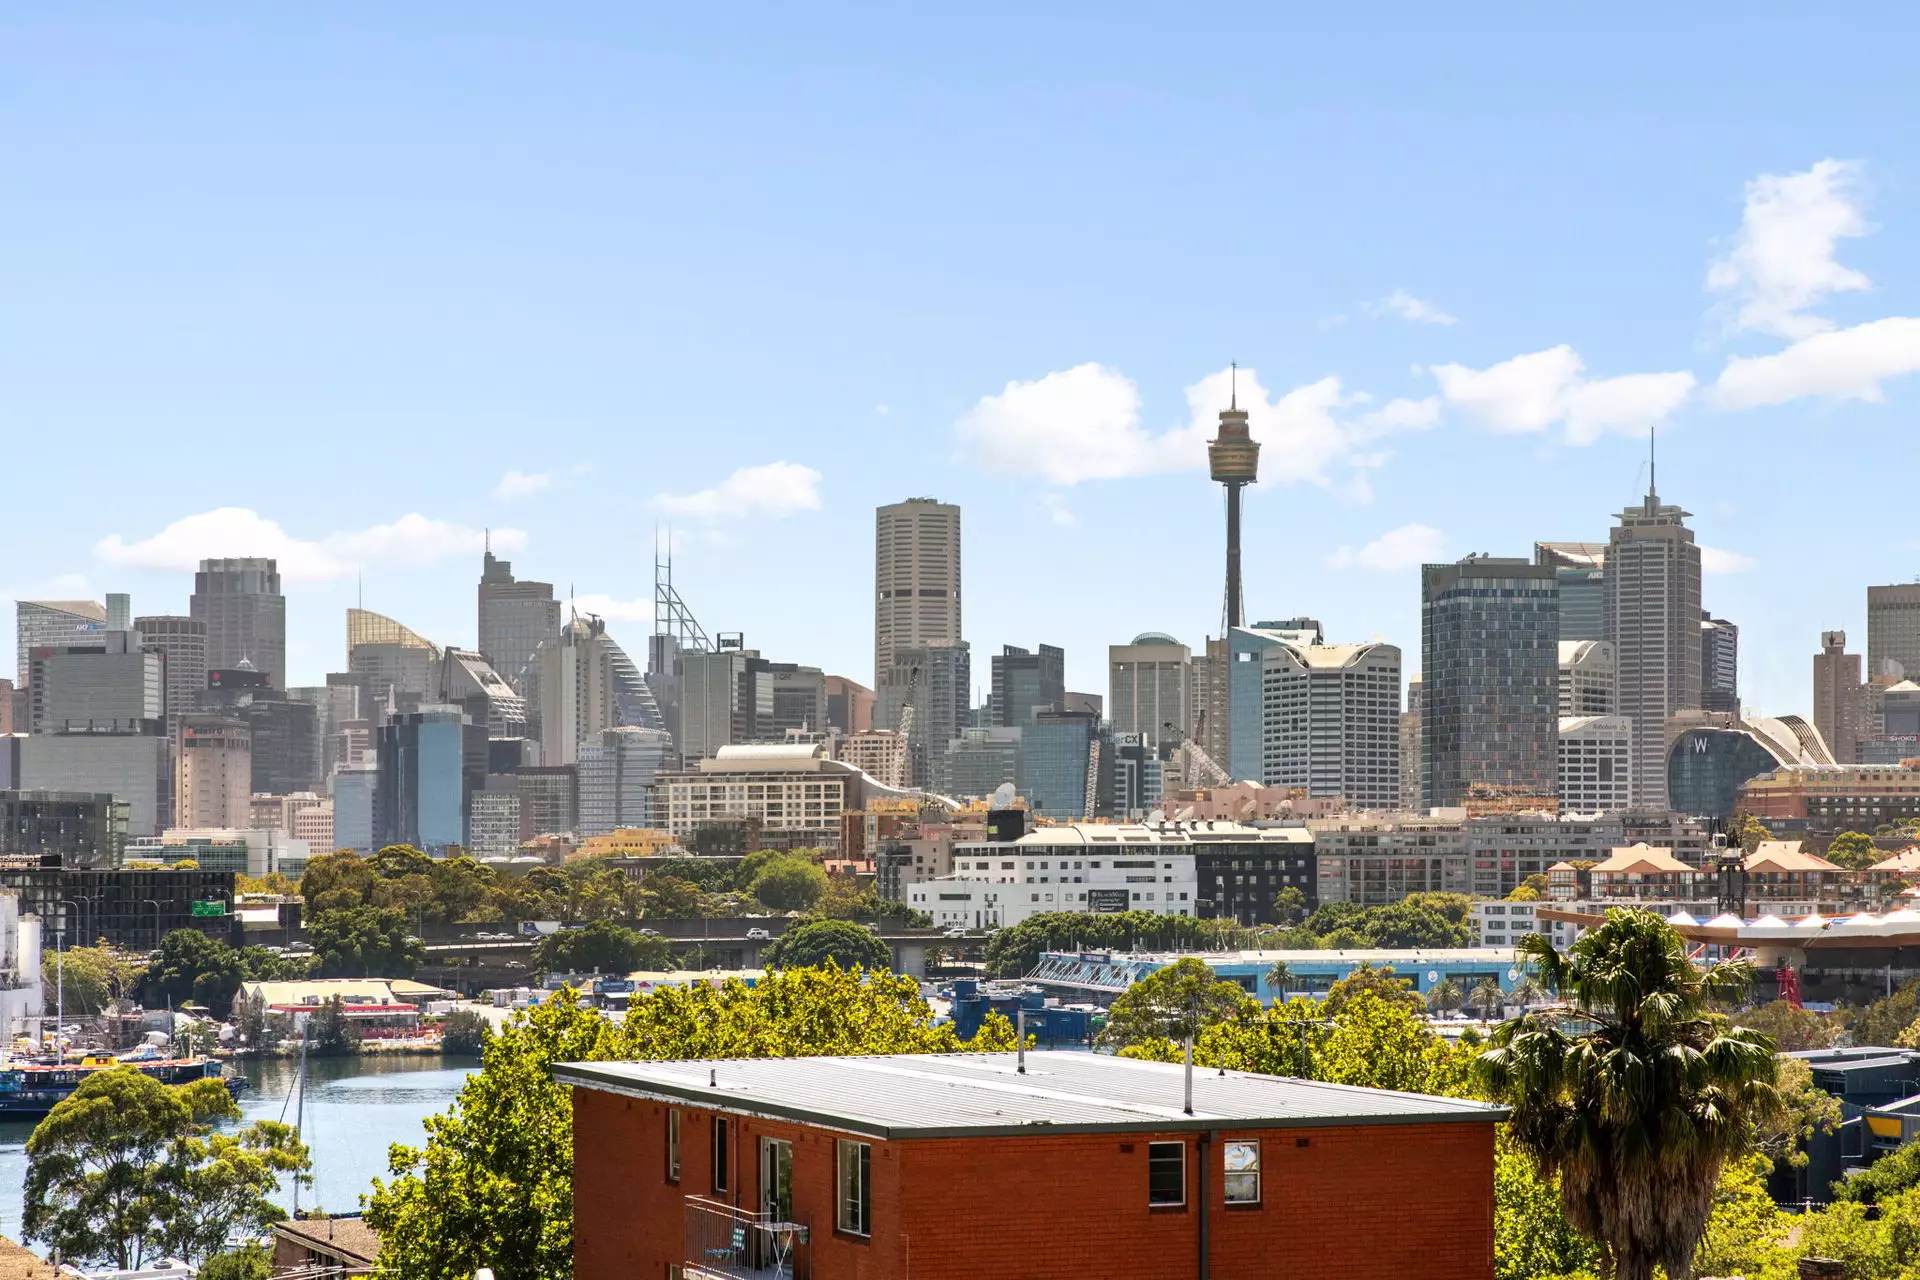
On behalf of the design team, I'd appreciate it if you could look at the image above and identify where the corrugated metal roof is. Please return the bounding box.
[555,1051,1505,1139]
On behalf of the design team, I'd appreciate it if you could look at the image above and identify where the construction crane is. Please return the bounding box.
[1162,721,1231,788]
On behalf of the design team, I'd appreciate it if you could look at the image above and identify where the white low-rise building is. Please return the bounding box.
[1470,900,1550,950]
[908,821,1201,930]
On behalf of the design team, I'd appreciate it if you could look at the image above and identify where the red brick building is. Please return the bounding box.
[560,1050,1504,1280]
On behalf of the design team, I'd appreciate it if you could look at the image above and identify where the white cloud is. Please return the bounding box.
[493,470,552,501]
[1427,345,1695,444]
[1324,523,1447,571]
[94,507,523,582]
[1700,546,1756,574]
[1711,316,1920,409]
[955,362,1432,491]
[652,462,823,521]
[1368,289,1457,326]
[2,571,94,601]
[1041,493,1076,527]
[1707,159,1870,340]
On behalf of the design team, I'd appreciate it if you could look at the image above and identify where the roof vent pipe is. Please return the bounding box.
[1183,1037,1195,1115]
[1017,1007,1027,1074]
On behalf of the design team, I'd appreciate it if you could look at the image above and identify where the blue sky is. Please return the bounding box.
[5,6,1919,713]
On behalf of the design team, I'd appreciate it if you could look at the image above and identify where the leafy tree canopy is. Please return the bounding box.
[1320,963,1424,1017]
[532,920,673,975]
[1099,957,1256,1049]
[307,905,421,979]
[749,857,828,912]
[45,944,146,1017]
[761,919,890,971]
[1826,830,1882,870]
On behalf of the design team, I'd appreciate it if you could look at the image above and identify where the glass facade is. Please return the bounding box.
[1421,559,1559,810]
[1665,728,1786,821]
[1022,715,1093,820]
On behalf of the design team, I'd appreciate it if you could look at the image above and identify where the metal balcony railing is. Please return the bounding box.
[683,1196,811,1280]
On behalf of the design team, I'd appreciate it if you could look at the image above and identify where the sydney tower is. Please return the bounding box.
[1207,370,1261,629]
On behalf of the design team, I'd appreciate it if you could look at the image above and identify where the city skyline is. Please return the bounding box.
[7,8,1920,714]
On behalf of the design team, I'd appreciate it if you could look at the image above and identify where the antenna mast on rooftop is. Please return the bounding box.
[654,528,712,653]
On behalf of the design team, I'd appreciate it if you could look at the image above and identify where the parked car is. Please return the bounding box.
[942,927,970,938]
[636,927,662,937]
[745,927,772,940]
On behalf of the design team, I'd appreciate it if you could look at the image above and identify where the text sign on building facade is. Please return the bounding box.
[1087,888,1130,913]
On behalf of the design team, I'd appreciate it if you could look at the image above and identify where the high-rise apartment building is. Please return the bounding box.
[15,600,106,684]
[990,644,1064,727]
[478,550,560,697]
[1422,556,1560,810]
[533,617,663,766]
[135,616,209,724]
[440,649,530,739]
[1108,633,1192,744]
[823,676,874,735]
[1024,710,1098,820]
[1557,715,1633,813]
[1603,485,1702,807]
[1869,584,1920,680]
[1558,640,1616,717]
[190,559,285,687]
[576,725,674,835]
[874,499,962,686]
[1701,612,1740,715]
[1247,640,1402,809]
[1534,544,1605,642]
[175,714,252,829]
[1814,630,1865,765]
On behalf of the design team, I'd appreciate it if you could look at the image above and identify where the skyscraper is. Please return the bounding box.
[191,558,285,687]
[873,643,971,787]
[1534,544,1606,642]
[1602,479,1702,807]
[1814,630,1864,764]
[1250,639,1402,809]
[989,643,1064,727]
[532,616,663,766]
[478,549,560,697]
[1108,633,1193,744]
[347,608,441,718]
[374,706,488,854]
[874,499,962,686]
[1701,612,1740,714]
[175,713,253,828]
[1558,640,1616,717]
[577,725,674,835]
[1868,584,1920,679]
[1422,556,1560,810]
[15,600,106,684]
[135,615,208,724]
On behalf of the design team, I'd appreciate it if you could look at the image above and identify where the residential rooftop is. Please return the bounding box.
[556,1050,1504,1140]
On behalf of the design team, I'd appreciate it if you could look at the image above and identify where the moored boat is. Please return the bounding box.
[0,1055,246,1119]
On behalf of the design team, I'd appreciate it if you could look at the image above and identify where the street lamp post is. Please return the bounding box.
[142,898,164,954]
[54,897,88,1064]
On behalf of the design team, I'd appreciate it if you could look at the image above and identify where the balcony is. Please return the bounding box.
[683,1196,811,1280]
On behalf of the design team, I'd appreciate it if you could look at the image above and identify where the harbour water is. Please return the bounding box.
[0,1054,479,1243]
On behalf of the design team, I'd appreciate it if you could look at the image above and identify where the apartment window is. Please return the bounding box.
[1224,1141,1260,1204]
[837,1140,872,1236]
[667,1108,681,1182]
[1148,1142,1185,1205]
[712,1117,731,1194]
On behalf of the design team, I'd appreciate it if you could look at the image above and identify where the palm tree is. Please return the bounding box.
[1510,975,1548,1008]
[1476,909,1780,1280]
[1426,978,1462,1015]
[1264,960,1291,1000]
[1467,978,1505,1020]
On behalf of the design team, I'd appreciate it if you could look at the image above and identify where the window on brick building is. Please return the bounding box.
[837,1139,871,1236]
[712,1117,730,1193]
[1223,1141,1260,1204]
[667,1108,681,1182]
[1148,1142,1185,1205]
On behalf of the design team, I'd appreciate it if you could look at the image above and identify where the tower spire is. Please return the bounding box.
[1647,424,1659,512]
[1230,361,1238,411]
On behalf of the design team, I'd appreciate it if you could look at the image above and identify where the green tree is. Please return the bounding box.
[1825,830,1881,870]
[1729,813,1772,854]
[1753,1056,1841,1170]
[1731,999,1837,1051]
[306,996,363,1057]
[1506,874,1550,902]
[44,944,145,1015]
[196,1244,272,1280]
[1099,957,1255,1049]
[532,920,673,975]
[1686,1154,1785,1280]
[1475,910,1780,1280]
[440,1008,491,1057]
[25,1068,309,1270]
[1426,978,1462,1014]
[308,905,422,978]
[1494,1131,1602,1280]
[761,919,891,971]
[143,930,248,1018]
[1320,963,1423,1016]
[1468,979,1506,1019]
[1833,1134,1920,1204]
[366,967,1014,1280]
[1264,959,1291,997]
[1272,885,1308,923]
[750,857,829,912]
[299,849,377,913]
[1849,977,1920,1047]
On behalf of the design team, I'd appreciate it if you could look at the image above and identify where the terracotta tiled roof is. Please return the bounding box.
[274,1216,383,1265]
[0,1237,57,1280]
[1591,843,1693,875]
